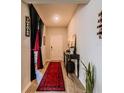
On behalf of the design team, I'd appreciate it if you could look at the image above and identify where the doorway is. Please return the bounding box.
[50,35,63,61]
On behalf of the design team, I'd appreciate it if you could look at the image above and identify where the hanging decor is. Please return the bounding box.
[25,16,30,37]
[43,36,45,45]
[97,11,102,39]
[29,4,44,81]
[74,34,77,54]
[33,20,43,70]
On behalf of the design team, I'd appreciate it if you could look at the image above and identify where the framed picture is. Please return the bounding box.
[25,16,30,37]
[97,11,102,39]
[43,36,45,45]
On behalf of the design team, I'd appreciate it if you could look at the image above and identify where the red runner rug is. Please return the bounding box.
[37,62,65,91]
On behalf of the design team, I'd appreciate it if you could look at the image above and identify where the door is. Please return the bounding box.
[50,35,63,60]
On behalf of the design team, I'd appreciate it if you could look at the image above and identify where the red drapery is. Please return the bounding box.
[33,30,42,69]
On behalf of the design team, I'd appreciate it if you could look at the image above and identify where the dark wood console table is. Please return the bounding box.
[64,52,80,78]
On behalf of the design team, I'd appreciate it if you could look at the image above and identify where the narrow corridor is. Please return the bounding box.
[26,61,85,93]
[21,0,102,93]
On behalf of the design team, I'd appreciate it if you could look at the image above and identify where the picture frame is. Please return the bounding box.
[25,16,30,37]
[97,11,102,39]
[43,36,45,45]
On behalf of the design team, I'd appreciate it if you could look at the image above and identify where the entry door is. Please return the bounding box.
[50,35,63,60]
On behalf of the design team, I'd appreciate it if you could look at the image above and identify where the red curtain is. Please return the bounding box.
[33,22,43,69]
[29,4,43,81]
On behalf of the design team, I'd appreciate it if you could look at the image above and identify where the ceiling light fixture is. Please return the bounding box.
[53,15,60,23]
[55,16,59,20]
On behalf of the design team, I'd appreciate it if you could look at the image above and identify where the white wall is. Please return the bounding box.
[46,27,68,61]
[68,0,102,93]
[21,1,31,92]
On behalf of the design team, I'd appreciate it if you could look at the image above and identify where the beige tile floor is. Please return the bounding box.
[25,61,85,93]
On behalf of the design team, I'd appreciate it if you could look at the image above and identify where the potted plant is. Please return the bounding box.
[81,61,94,93]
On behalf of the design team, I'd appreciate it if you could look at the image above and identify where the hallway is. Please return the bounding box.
[21,0,102,93]
[25,61,85,93]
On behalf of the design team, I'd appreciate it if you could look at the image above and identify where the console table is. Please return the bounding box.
[64,52,80,78]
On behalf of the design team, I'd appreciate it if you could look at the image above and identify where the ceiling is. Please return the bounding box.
[34,4,78,27]
[22,0,89,4]
[22,0,90,27]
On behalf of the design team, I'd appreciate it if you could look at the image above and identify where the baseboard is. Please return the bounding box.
[79,77,86,90]
[22,81,31,93]
[46,59,63,62]
[45,59,51,62]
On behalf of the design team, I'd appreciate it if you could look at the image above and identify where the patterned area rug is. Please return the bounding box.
[37,62,65,91]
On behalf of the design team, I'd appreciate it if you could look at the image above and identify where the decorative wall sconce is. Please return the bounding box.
[25,16,30,37]
[97,11,102,39]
